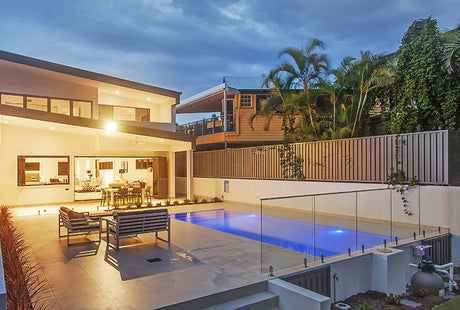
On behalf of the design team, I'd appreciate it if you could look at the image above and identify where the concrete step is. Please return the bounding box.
[202,291,279,310]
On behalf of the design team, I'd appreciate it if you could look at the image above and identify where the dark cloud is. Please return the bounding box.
[0,0,459,124]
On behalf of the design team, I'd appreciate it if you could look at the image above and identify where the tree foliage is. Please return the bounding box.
[388,17,460,133]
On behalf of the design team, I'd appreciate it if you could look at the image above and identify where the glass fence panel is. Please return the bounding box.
[419,186,444,236]
[356,189,392,251]
[261,196,313,274]
[313,192,356,261]
[390,186,420,240]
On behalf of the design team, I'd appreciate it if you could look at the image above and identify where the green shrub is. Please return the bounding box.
[193,198,198,203]
[411,285,428,298]
[173,200,179,205]
[213,197,221,202]
[155,202,162,207]
[386,293,402,305]
[201,199,207,203]
[135,202,142,208]
[165,200,171,206]
[112,203,119,210]
[354,303,376,310]
[146,201,153,208]
[183,199,190,204]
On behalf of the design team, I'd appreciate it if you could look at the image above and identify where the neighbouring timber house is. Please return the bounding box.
[176,77,284,150]
[0,50,194,206]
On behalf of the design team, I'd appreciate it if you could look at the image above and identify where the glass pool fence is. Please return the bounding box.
[260,186,448,274]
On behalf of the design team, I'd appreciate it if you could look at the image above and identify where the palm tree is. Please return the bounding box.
[443,41,460,74]
[273,39,329,136]
[249,70,297,140]
[344,52,394,137]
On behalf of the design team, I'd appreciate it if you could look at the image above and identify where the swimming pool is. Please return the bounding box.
[171,209,390,257]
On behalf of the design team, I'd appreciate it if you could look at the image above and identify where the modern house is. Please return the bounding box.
[176,77,284,150]
[0,50,194,206]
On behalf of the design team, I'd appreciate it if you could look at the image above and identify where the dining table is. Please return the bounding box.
[105,187,144,207]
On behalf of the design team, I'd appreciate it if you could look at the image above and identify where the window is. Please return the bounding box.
[1,94,23,107]
[135,108,150,122]
[99,104,150,122]
[240,95,252,108]
[113,106,135,121]
[18,156,70,186]
[99,105,113,120]
[51,99,70,115]
[26,96,48,111]
[73,101,92,118]
[256,94,268,111]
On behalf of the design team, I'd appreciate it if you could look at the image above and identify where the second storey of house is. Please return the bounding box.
[0,50,179,132]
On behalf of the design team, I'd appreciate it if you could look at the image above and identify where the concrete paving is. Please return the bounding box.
[13,202,306,309]
[10,201,437,309]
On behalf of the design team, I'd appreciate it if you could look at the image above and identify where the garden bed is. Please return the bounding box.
[334,291,446,310]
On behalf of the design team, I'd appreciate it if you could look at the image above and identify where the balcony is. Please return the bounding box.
[177,114,235,138]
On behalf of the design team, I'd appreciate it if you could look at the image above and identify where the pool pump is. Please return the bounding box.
[411,259,444,295]
[409,244,458,296]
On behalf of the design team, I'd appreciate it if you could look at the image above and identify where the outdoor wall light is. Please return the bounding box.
[105,122,117,134]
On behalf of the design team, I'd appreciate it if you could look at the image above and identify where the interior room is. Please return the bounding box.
[74,156,155,201]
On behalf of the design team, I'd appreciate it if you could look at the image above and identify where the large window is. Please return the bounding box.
[51,99,71,115]
[1,92,92,119]
[18,156,70,186]
[1,94,23,108]
[99,105,150,122]
[26,96,48,111]
[240,94,252,108]
[73,101,92,118]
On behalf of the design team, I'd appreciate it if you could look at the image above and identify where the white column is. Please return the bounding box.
[168,151,176,199]
[186,150,193,200]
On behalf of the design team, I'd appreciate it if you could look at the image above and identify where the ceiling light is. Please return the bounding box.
[147,97,151,101]
[160,139,164,143]
[51,127,55,131]
[105,122,117,134]
[115,90,119,94]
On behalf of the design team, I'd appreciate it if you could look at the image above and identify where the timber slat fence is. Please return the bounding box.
[193,130,458,185]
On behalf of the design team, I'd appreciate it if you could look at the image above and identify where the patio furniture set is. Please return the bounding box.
[100,182,154,208]
[58,206,170,250]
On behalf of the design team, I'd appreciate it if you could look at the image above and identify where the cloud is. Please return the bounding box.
[0,0,459,120]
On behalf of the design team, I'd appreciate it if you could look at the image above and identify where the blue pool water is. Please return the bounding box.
[171,209,390,257]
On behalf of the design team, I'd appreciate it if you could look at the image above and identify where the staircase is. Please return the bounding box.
[157,281,283,310]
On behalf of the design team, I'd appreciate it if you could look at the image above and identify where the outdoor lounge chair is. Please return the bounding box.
[105,208,170,250]
[58,207,102,246]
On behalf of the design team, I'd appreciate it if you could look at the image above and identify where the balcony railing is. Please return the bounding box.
[176,114,235,138]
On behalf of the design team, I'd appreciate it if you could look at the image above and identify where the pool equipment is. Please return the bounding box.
[409,244,458,295]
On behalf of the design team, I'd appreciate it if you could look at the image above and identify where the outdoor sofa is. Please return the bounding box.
[105,208,170,250]
[58,207,102,246]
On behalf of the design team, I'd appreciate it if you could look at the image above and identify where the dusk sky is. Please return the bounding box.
[0,1,459,124]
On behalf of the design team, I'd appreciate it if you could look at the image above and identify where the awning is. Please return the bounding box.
[176,83,225,113]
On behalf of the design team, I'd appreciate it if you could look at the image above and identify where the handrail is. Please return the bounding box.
[260,187,390,201]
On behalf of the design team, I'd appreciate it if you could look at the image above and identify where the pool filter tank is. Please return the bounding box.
[411,259,444,295]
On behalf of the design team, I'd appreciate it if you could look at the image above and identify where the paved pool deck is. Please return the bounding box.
[10,201,434,309]
[12,202,306,309]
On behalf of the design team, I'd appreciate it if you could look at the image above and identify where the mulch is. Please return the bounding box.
[333,291,446,310]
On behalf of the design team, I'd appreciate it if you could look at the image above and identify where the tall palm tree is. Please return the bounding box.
[273,39,329,136]
[249,70,297,140]
[344,52,394,137]
[274,39,329,91]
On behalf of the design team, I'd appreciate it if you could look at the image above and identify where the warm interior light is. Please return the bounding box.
[105,122,117,134]
[160,139,164,143]
[50,127,55,131]
[147,97,151,101]
[115,90,119,94]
